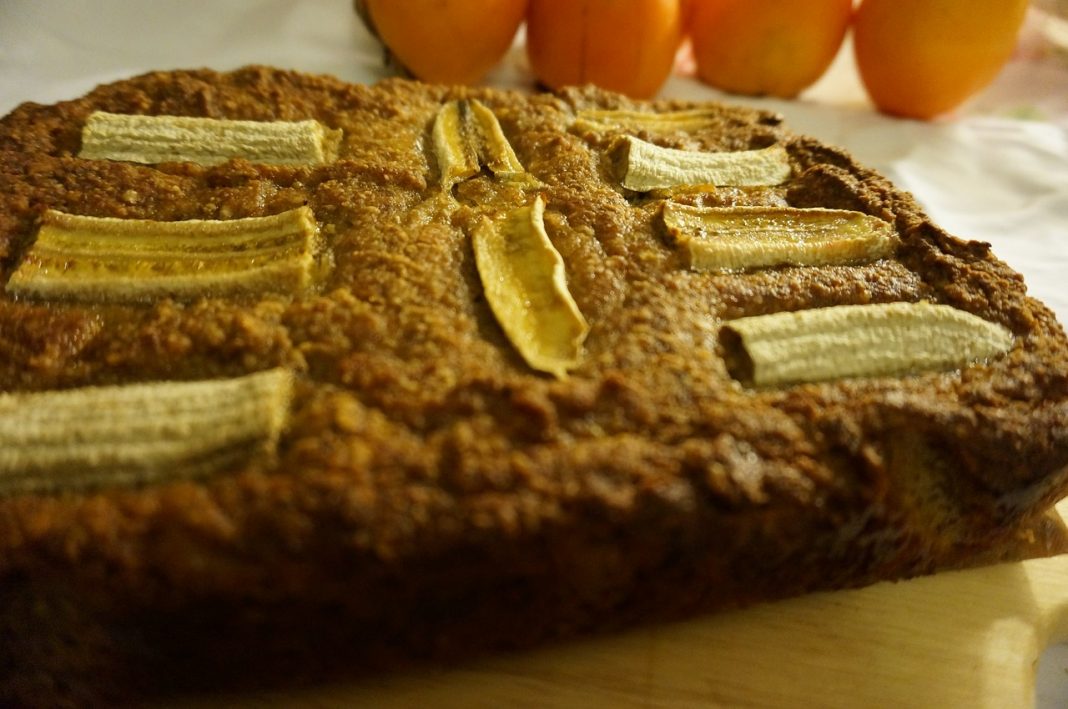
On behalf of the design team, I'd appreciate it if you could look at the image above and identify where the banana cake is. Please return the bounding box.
[1,66,1067,705]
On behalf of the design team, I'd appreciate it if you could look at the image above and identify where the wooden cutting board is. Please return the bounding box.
[176,503,1068,709]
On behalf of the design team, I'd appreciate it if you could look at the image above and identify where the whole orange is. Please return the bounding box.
[853,0,1029,119]
[526,0,685,99]
[689,0,853,98]
[360,0,528,85]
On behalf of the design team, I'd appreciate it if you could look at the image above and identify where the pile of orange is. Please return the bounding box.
[355,0,1030,120]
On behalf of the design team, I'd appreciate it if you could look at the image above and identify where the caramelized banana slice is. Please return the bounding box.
[663,204,896,271]
[433,98,525,188]
[6,207,320,303]
[575,108,723,134]
[80,111,342,166]
[721,302,1014,387]
[433,100,481,187]
[468,99,525,175]
[0,369,293,494]
[621,136,792,191]
[472,196,589,378]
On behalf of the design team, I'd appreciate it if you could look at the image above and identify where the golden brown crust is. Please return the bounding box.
[0,66,1067,705]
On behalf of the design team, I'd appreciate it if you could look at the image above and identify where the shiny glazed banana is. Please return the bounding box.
[6,207,321,303]
[663,204,896,271]
[472,195,589,378]
[433,98,525,188]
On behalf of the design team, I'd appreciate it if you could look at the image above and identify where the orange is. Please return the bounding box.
[526,0,685,99]
[853,0,1029,119]
[688,0,853,99]
[359,0,528,85]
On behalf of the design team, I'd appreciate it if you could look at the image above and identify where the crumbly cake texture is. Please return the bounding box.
[1,66,1067,704]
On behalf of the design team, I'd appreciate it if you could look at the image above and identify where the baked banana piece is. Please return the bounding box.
[6,207,321,302]
[722,302,1015,386]
[662,204,897,271]
[472,196,589,378]
[80,111,341,166]
[620,136,792,191]
[433,98,525,188]
[0,369,293,493]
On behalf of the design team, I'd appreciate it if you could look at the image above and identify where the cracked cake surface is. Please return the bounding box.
[1,66,1067,705]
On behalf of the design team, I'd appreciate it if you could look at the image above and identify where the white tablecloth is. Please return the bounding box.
[2,1,1067,706]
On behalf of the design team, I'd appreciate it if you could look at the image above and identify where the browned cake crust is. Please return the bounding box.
[1,66,1067,705]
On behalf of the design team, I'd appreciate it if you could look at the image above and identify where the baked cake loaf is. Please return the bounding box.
[1,66,1067,705]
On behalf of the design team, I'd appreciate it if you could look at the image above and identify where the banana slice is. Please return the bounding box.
[721,302,1014,387]
[80,111,342,166]
[468,99,525,175]
[6,207,320,303]
[663,204,896,272]
[472,196,589,378]
[0,369,293,494]
[575,108,724,134]
[433,100,480,187]
[433,98,525,189]
[621,136,792,192]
